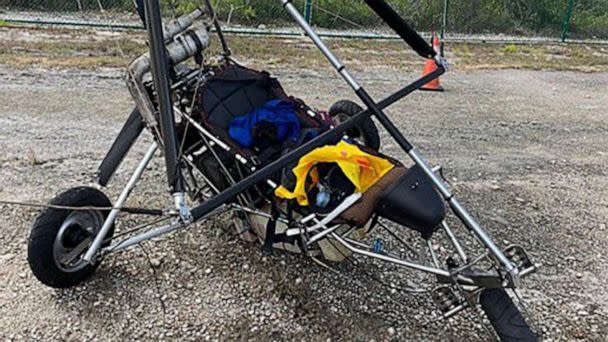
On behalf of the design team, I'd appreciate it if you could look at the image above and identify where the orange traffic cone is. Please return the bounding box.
[420,33,444,92]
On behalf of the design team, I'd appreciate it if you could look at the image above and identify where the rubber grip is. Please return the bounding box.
[363,0,436,59]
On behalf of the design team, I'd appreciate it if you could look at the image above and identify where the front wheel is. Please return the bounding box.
[27,187,115,288]
[329,100,381,150]
[480,288,537,342]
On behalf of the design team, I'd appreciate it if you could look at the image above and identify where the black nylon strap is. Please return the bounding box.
[262,203,304,252]
[262,204,280,252]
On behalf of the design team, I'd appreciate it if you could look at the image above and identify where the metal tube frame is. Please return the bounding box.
[142,0,184,195]
[82,141,521,289]
[102,204,227,254]
[83,142,158,262]
[94,1,525,286]
[441,221,468,261]
[330,232,476,285]
[278,0,519,284]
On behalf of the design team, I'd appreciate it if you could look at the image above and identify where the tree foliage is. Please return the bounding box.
[2,0,607,38]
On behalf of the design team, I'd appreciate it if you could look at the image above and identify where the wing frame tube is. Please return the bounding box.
[363,0,436,59]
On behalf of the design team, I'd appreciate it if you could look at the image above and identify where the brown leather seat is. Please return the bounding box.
[340,166,407,227]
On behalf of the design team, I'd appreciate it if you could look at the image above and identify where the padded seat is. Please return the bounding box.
[375,164,446,239]
[192,64,326,160]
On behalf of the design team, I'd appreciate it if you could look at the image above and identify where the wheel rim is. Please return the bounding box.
[334,112,366,146]
[53,210,104,272]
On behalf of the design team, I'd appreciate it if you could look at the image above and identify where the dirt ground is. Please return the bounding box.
[2,26,608,72]
[0,31,607,341]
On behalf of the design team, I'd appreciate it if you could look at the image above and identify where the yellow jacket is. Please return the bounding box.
[275,141,394,205]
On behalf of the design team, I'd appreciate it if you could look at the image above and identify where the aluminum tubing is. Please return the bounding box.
[126,26,210,126]
[163,8,205,42]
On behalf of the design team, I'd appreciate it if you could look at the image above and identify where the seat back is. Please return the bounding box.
[193,64,325,158]
[197,65,284,133]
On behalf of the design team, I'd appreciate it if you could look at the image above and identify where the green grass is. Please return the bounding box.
[1,27,607,72]
[502,44,518,54]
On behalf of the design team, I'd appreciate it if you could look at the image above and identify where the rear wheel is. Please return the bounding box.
[480,288,537,342]
[329,100,381,150]
[27,187,115,288]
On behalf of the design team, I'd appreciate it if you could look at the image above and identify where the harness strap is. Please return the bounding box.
[262,202,305,253]
[262,204,280,253]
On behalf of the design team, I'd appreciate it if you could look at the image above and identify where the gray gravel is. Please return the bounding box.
[0,64,607,341]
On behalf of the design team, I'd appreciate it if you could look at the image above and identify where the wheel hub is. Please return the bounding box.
[53,210,104,272]
[334,113,365,145]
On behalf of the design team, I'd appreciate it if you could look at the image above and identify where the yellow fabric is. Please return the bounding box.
[274,141,394,206]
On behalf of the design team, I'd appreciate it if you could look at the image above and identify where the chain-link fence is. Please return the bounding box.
[1,0,607,42]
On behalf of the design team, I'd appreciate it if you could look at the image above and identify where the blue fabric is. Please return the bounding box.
[229,99,301,148]
[299,128,319,144]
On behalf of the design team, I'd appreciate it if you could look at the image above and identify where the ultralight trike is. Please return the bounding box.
[27,1,538,340]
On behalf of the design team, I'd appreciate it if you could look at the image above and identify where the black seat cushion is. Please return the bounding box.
[200,66,279,132]
[192,64,324,159]
[375,164,446,239]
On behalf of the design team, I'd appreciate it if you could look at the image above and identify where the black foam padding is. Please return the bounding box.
[375,164,446,239]
[97,108,144,186]
[201,67,276,132]
[363,0,436,59]
[193,64,325,158]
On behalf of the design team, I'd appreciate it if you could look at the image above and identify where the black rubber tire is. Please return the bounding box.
[480,288,537,342]
[27,187,115,288]
[328,100,381,150]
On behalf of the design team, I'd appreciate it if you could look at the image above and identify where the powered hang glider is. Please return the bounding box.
[26,1,538,340]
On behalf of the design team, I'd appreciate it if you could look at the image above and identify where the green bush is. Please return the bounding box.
[2,0,607,38]
[502,44,518,53]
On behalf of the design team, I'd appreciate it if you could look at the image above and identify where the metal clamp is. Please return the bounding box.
[173,192,193,223]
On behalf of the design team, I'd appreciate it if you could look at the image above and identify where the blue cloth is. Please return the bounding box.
[229,99,301,148]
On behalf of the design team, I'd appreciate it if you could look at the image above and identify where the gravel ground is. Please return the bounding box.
[0,64,607,341]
